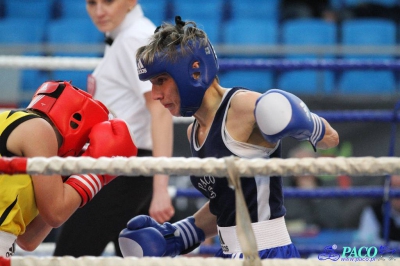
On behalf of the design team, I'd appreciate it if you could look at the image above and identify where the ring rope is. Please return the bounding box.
[2,109,399,124]
[3,256,395,266]
[2,156,397,265]
[2,155,399,264]
[2,55,400,70]
[0,156,399,177]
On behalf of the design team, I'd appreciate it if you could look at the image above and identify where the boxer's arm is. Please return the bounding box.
[16,215,53,251]
[145,92,175,223]
[192,201,218,238]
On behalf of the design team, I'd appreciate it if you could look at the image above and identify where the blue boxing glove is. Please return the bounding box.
[118,215,205,257]
[254,89,325,151]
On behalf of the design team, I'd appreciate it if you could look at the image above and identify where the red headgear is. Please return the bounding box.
[27,81,109,157]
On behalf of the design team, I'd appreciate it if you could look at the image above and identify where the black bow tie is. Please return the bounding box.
[104,36,114,46]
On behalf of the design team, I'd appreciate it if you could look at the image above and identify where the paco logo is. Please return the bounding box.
[197,175,216,199]
[318,244,397,262]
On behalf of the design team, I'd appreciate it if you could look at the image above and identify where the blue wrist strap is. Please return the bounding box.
[174,216,205,249]
[173,216,205,255]
[309,113,325,151]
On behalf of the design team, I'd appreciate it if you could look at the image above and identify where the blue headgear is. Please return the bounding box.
[138,39,219,117]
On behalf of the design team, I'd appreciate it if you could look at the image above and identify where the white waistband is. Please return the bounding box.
[0,231,17,257]
[217,217,292,254]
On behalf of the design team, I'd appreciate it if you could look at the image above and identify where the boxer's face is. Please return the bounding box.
[150,74,181,117]
[86,0,136,33]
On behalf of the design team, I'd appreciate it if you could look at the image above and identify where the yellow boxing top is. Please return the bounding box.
[0,110,40,236]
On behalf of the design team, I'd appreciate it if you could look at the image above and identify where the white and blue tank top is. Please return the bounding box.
[190,87,286,227]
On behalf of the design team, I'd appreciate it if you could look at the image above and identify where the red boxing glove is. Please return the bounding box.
[66,119,137,206]
[82,118,138,159]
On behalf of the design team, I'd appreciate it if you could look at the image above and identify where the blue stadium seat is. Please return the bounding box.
[281,19,337,54]
[46,17,103,45]
[59,0,87,19]
[278,70,335,95]
[20,68,49,93]
[339,71,396,93]
[0,17,46,43]
[229,0,279,21]
[140,0,168,26]
[19,53,51,107]
[223,18,278,45]
[194,18,222,45]
[172,0,224,44]
[0,17,48,107]
[338,19,397,94]
[4,0,54,22]
[219,18,278,93]
[172,0,224,20]
[46,18,103,90]
[51,67,92,91]
[341,19,396,55]
[277,19,337,94]
[219,70,274,94]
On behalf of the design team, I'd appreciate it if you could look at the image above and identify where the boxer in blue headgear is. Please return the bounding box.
[137,16,218,117]
[121,16,339,260]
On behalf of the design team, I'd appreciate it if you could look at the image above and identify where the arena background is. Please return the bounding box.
[0,0,400,260]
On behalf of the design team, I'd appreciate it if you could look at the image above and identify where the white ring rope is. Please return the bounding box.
[0,55,100,70]
[7,256,395,266]
[19,156,400,176]
[3,156,397,266]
